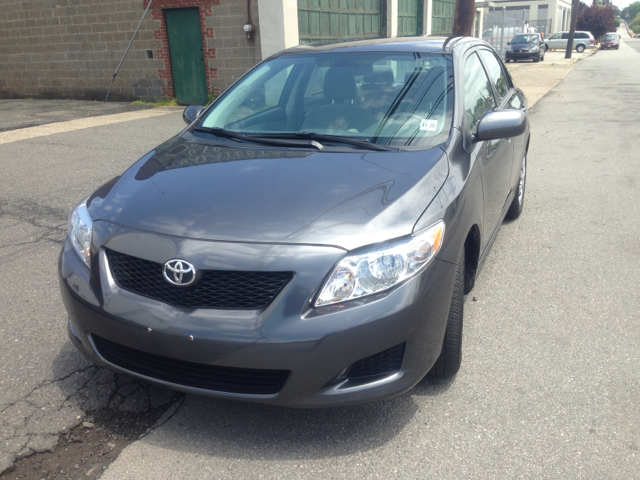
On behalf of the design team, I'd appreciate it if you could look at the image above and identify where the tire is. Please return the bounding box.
[540,51,545,61]
[533,54,540,62]
[427,258,464,379]
[505,59,511,63]
[505,153,527,220]
[576,44,585,53]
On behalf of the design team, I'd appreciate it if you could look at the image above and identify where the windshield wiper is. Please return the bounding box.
[193,127,323,150]
[250,132,395,152]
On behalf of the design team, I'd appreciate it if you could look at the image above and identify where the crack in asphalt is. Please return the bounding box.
[0,364,184,475]
[0,201,68,251]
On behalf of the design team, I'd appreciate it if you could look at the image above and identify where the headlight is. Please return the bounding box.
[315,221,445,307]
[68,198,93,267]
[530,46,539,52]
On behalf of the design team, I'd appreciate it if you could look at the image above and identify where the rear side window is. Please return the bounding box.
[576,32,589,39]
[463,52,496,134]
[478,50,510,104]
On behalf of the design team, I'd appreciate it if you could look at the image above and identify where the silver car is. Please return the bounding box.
[544,31,595,52]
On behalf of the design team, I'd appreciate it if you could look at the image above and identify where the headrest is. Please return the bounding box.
[323,67,357,102]
[364,65,394,85]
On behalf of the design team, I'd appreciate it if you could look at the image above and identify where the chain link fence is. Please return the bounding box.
[482,13,553,57]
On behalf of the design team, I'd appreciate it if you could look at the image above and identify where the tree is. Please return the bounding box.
[577,5,616,41]
[621,1,640,20]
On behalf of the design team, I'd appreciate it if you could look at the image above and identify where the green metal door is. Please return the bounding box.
[298,0,382,43]
[431,0,455,36]
[165,8,207,105]
[398,0,422,36]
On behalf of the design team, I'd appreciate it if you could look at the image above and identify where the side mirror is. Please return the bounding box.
[476,110,526,141]
[183,105,204,125]
[507,41,511,45]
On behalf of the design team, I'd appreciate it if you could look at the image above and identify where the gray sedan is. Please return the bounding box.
[59,36,530,407]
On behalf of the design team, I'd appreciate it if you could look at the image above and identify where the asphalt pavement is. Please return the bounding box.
[1,37,639,479]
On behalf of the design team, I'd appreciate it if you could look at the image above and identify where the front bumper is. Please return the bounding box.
[59,222,457,408]
[505,50,539,60]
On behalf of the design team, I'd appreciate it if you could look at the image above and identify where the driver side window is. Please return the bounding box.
[463,52,496,134]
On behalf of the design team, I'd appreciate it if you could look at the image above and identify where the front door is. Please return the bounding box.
[165,8,208,105]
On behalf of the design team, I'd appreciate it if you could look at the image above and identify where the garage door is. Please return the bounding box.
[431,0,454,36]
[398,0,422,36]
[298,0,383,43]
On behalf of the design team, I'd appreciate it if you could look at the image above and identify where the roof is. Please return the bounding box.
[273,36,487,57]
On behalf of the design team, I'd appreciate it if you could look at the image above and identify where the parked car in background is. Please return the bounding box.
[544,31,595,52]
[601,32,620,49]
[59,36,530,408]
[505,33,545,62]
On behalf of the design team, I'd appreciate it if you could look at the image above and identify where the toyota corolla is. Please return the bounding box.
[59,36,529,407]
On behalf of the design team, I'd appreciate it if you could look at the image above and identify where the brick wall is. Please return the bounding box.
[0,0,262,102]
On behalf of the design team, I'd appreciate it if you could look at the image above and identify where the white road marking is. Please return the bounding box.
[0,108,179,146]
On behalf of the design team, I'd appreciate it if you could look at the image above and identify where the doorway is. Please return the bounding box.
[165,8,208,105]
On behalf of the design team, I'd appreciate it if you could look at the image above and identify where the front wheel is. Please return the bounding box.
[505,154,527,220]
[533,54,540,62]
[427,258,464,379]
[576,44,585,53]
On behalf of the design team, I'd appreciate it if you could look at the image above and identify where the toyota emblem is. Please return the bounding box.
[163,259,196,286]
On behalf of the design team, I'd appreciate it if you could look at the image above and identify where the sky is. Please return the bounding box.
[614,0,637,9]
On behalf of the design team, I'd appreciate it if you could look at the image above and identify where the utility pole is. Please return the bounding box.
[452,0,476,36]
[565,0,580,58]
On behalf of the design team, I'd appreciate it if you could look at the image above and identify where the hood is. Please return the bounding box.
[88,136,449,251]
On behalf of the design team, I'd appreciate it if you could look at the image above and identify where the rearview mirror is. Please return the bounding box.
[475,110,526,141]
[183,105,204,125]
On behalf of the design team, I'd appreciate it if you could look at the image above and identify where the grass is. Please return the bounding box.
[131,94,217,108]
[131,94,178,107]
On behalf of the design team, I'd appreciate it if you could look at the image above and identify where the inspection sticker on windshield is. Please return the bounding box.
[420,119,438,131]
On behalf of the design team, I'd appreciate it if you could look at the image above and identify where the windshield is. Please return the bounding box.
[199,51,454,149]
[512,34,538,43]
[604,34,617,40]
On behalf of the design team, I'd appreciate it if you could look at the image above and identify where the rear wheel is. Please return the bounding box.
[576,44,585,53]
[506,153,527,220]
[427,258,464,379]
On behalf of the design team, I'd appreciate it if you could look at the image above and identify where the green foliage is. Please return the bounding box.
[621,1,640,21]
[577,5,617,41]
[630,12,640,32]
[205,94,217,107]
[615,18,620,27]
[131,95,178,107]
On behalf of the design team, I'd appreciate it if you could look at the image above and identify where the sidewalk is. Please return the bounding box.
[506,48,597,107]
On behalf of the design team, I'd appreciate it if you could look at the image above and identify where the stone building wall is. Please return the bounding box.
[0,0,261,102]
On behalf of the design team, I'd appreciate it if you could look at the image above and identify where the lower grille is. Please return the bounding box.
[106,249,293,310]
[348,343,406,380]
[92,335,290,395]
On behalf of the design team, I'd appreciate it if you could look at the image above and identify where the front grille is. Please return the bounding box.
[106,249,292,310]
[348,343,406,380]
[92,335,290,395]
